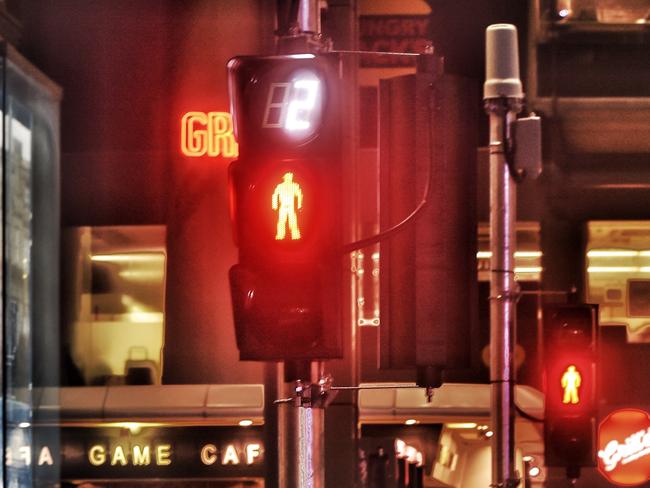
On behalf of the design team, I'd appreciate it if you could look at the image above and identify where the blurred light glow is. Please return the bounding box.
[514,267,543,273]
[92,253,165,263]
[485,430,494,438]
[476,251,542,258]
[118,270,165,281]
[405,419,419,426]
[116,422,144,434]
[395,439,406,457]
[18,422,30,429]
[587,266,641,273]
[239,419,254,427]
[559,8,570,17]
[529,466,541,477]
[523,455,534,462]
[446,422,477,429]
[587,250,638,257]
[405,446,418,463]
[416,451,424,467]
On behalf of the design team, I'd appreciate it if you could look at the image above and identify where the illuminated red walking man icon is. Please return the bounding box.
[561,364,582,404]
[272,172,303,240]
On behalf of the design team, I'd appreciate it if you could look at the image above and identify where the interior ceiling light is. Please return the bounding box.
[446,422,478,429]
[528,466,541,477]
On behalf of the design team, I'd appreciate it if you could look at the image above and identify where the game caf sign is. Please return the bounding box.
[598,408,650,485]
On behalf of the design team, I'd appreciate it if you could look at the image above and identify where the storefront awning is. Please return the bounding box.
[33,384,264,425]
[358,382,544,423]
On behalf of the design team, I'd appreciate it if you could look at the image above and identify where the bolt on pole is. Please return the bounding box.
[484,24,524,488]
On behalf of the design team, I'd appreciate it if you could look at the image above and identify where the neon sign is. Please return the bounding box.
[272,172,303,240]
[598,408,650,486]
[561,364,582,404]
[181,111,238,158]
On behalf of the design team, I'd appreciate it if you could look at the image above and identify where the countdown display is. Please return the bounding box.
[228,54,340,153]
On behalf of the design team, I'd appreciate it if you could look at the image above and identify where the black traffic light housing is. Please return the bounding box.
[543,304,598,474]
[227,53,346,361]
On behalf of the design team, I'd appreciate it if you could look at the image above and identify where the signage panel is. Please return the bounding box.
[26,425,264,481]
[598,408,650,486]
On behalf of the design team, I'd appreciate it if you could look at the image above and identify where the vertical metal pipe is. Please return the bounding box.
[485,23,523,487]
[489,107,519,487]
[287,361,324,488]
[297,401,325,487]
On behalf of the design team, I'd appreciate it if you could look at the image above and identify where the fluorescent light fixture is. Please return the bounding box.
[92,253,165,263]
[446,422,478,429]
[515,251,542,258]
[476,251,542,258]
[587,266,640,273]
[514,267,543,273]
[587,250,638,257]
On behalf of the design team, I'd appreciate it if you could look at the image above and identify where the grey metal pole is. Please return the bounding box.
[282,361,325,488]
[278,2,327,486]
[296,392,325,487]
[484,24,524,488]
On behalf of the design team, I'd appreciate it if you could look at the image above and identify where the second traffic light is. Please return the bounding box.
[227,53,347,361]
[543,304,598,473]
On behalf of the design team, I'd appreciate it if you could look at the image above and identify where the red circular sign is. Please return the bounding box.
[598,408,650,486]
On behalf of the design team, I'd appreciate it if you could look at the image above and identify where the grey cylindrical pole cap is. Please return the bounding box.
[483,23,523,100]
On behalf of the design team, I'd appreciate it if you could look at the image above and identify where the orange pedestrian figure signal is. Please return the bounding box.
[272,172,303,240]
[561,364,582,404]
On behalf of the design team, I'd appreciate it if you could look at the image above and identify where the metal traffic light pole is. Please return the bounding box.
[276,2,327,488]
[485,24,524,488]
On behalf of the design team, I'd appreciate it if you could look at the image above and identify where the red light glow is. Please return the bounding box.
[561,364,582,404]
[272,172,303,240]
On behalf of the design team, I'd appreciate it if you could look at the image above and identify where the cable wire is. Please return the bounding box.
[515,403,544,423]
[342,80,436,253]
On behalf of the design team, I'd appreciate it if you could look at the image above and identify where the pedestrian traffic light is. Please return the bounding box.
[227,53,346,360]
[543,304,598,475]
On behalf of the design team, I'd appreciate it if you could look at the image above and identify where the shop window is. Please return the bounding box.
[477,222,542,282]
[586,221,650,342]
[63,226,167,385]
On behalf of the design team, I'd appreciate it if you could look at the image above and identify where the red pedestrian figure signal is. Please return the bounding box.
[272,172,303,240]
[561,364,582,405]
